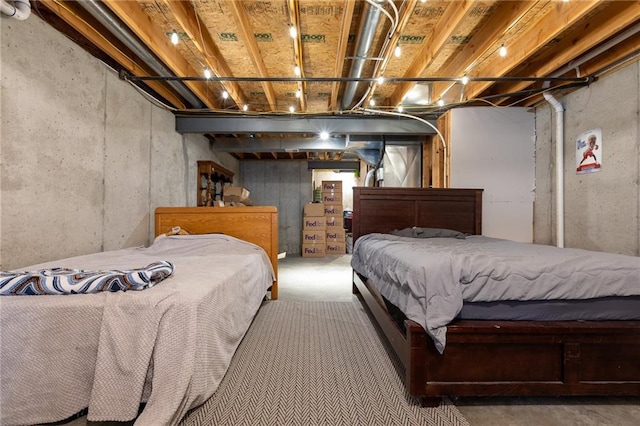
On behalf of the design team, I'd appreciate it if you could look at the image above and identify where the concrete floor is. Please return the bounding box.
[49,254,640,425]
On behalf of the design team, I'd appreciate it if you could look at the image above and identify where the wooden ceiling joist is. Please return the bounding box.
[101,0,222,110]
[462,0,602,103]
[492,2,640,105]
[428,0,537,106]
[389,0,475,107]
[228,0,278,111]
[162,0,246,108]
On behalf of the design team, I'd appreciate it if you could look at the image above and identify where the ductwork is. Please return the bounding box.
[75,0,205,109]
[340,1,382,110]
[1,0,31,20]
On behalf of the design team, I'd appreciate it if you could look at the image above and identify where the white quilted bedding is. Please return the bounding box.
[351,234,640,353]
[0,234,274,425]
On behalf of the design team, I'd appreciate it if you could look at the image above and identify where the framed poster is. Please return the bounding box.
[576,128,602,174]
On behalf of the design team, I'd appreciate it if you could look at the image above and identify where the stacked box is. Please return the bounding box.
[302,202,326,258]
[322,181,345,254]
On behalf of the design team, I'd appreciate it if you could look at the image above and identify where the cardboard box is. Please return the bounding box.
[321,180,343,191]
[325,215,344,229]
[302,244,326,258]
[323,203,343,216]
[302,230,325,243]
[224,186,250,200]
[326,229,346,242]
[302,216,326,230]
[326,241,346,255]
[303,202,325,217]
[321,191,343,204]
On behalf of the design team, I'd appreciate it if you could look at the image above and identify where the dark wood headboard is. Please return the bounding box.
[352,187,483,242]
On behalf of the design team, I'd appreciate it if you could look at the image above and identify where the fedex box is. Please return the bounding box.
[302,244,326,258]
[326,228,346,242]
[321,180,343,191]
[326,241,346,255]
[302,230,326,244]
[325,215,344,229]
[303,202,325,217]
[323,203,342,216]
[303,216,326,230]
[321,191,343,204]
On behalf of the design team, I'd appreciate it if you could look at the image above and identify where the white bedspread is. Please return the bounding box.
[0,234,274,425]
[351,234,640,353]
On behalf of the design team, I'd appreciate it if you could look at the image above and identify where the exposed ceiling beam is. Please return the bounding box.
[389,0,473,107]
[330,0,356,111]
[176,116,437,135]
[162,0,246,108]
[462,0,602,102]
[211,136,348,152]
[229,0,278,110]
[494,5,640,105]
[287,0,306,111]
[101,0,219,109]
[428,0,537,106]
[366,0,418,106]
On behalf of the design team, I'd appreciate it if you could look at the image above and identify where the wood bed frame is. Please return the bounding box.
[155,206,279,299]
[352,187,640,405]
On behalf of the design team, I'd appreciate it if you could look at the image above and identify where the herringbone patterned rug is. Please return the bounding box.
[180,301,470,426]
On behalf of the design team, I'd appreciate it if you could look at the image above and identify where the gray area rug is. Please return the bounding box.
[180,301,470,426]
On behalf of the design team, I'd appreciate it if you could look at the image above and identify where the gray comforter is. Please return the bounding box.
[351,234,640,353]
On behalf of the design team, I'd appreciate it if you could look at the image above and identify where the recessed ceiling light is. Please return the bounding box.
[243,104,248,112]
[222,91,229,99]
[461,76,469,85]
[499,44,507,57]
[170,31,179,45]
[289,26,297,39]
[437,99,444,107]
[294,66,301,77]
[394,45,401,58]
[289,106,295,113]
[320,131,329,140]
[369,99,376,106]
[204,69,211,79]
[397,105,403,112]
[377,76,384,85]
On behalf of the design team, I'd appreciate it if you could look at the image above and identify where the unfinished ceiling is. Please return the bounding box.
[31,0,640,160]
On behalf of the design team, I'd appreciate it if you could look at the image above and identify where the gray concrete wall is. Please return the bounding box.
[534,62,640,255]
[1,16,238,269]
[240,161,313,255]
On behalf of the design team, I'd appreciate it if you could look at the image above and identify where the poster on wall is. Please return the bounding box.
[576,128,602,174]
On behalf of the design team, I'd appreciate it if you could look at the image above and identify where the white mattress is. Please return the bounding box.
[0,234,274,425]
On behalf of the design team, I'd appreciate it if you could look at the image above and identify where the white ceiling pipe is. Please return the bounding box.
[1,0,31,20]
[543,92,565,248]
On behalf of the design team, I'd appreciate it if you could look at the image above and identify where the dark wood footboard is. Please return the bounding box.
[354,272,640,402]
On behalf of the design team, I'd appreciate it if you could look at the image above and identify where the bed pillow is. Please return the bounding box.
[390,226,467,239]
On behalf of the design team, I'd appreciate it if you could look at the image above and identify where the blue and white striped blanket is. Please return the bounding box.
[0,260,174,296]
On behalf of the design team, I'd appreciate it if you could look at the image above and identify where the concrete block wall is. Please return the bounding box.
[534,61,640,255]
[239,160,313,255]
[1,16,237,269]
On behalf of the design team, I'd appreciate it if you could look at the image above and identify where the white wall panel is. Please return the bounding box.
[450,108,535,242]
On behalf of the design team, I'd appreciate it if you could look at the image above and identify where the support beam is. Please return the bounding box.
[176,115,437,135]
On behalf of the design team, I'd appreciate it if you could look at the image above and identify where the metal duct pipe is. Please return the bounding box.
[76,0,205,109]
[340,2,382,110]
[1,0,30,19]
